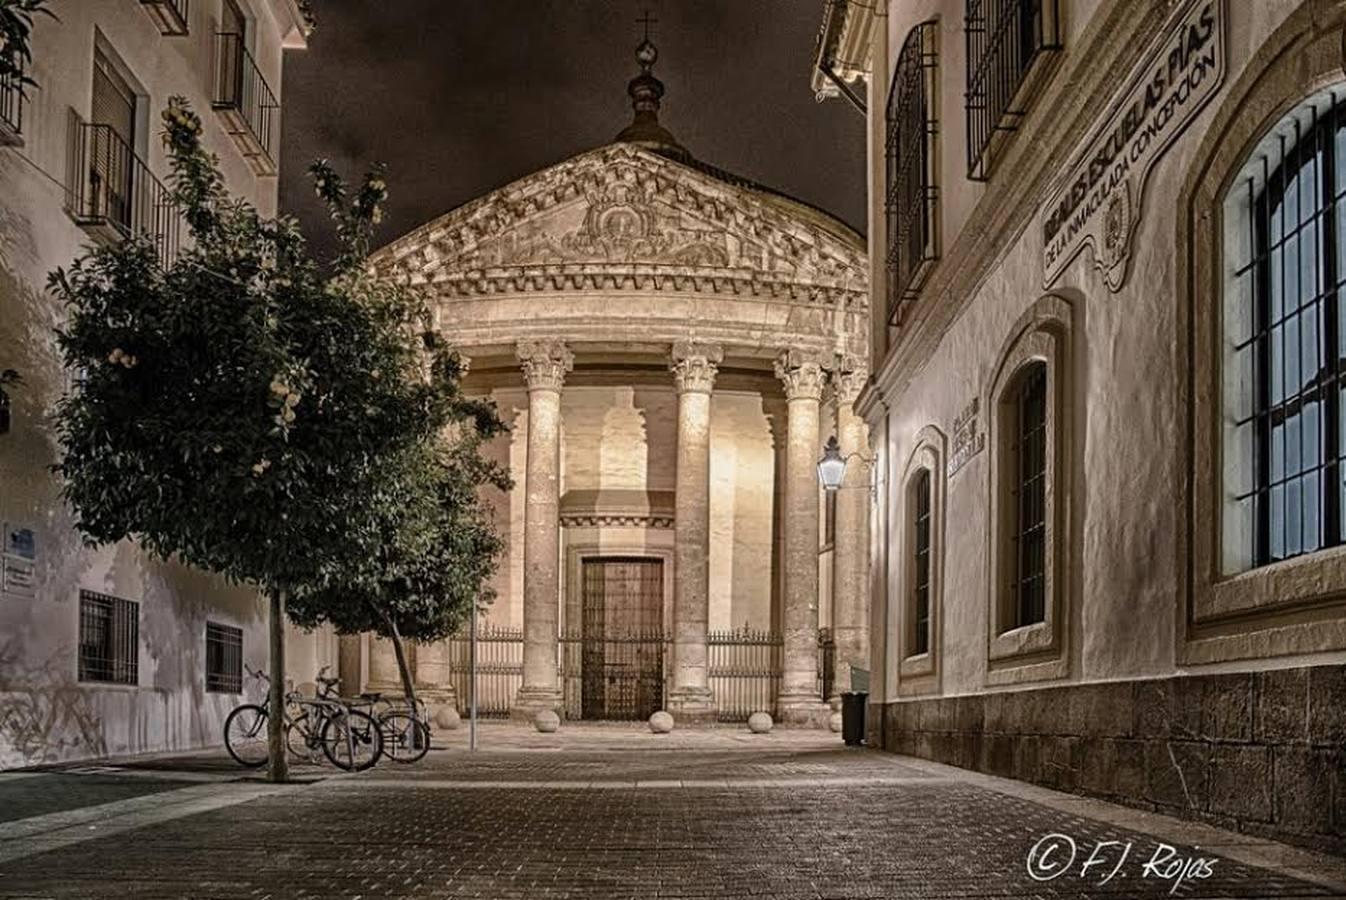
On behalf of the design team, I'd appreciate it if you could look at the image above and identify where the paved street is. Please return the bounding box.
[0,726,1343,899]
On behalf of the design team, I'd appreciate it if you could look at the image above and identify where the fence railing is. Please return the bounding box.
[140,0,190,36]
[213,32,279,174]
[0,68,23,143]
[444,625,837,722]
[67,115,183,268]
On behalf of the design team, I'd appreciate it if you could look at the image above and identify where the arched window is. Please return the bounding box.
[1226,90,1346,571]
[1007,361,1048,626]
[910,467,933,655]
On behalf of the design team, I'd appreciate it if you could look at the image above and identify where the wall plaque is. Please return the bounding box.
[1040,0,1226,291]
[948,398,985,478]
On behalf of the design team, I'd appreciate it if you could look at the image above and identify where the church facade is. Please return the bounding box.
[354,42,871,725]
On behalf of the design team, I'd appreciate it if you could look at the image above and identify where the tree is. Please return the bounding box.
[49,97,495,780]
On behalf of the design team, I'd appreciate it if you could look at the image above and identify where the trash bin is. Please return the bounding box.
[841,691,867,746]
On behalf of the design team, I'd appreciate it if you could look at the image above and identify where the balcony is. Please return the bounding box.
[139,0,190,36]
[67,115,183,268]
[1,69,24,146]
[212,33,279,175]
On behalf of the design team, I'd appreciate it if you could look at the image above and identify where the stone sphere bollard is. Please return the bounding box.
[534,709,560,733]
[648,710,674,734]
[747,711,773,734]
[829,711,843,733]
[435,707,461,730]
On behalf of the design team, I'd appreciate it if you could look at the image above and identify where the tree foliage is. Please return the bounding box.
[51,98,505,606]
[0,0,54,88]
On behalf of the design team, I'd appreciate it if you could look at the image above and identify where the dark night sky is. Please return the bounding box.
[279,1,866,262]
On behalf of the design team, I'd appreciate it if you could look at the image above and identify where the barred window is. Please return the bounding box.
[911,468,932,655]
[965,0,1061,181]
[1227,91,1346,569]
[885,21,939,328]
[1007,362,1048,628]
[206,622,243,693]
[78,590,139,685]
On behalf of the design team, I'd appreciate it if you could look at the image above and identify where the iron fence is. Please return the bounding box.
[965,0,1060,181]
[445,625,837,722]
[213,33,279,174]
[67,114,182,267]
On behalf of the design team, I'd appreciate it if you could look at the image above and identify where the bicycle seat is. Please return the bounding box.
[317,676,340,686]
[358,691,383,702]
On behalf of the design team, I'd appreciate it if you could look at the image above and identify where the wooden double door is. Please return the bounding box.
[579,557,664,720]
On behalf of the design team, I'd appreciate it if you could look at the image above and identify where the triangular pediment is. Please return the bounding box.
[370,144,867,299]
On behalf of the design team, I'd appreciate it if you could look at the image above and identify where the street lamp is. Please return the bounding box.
[817,435,848,491]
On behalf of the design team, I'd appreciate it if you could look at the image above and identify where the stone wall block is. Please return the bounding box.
[956,733,980,770]
[1072,683,1132,738]
[1202,674,1254,743]
[1306,665,1346,747]
[1144,739,1210,812]
[1013,734,1043,783]
[1038,736,1079,792]
[1272,746,1334,834]
[1254,668,1309,745]
[953,694,984,733]
[1335,752,1346,835]
[983,692,1008,734]
[1209,745,1274,823]
[979,733,1015,778]
[1134,679,1200,740]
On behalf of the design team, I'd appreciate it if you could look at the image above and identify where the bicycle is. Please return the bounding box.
[223,666,383,771]
[348,690,432,764]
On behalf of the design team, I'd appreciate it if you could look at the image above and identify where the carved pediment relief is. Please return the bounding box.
[370,144,867,304]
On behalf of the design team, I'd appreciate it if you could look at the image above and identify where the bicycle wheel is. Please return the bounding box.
[223,704,269,768]
[285,712,315,760]
[380,711,431,763]
[321,709,383,771]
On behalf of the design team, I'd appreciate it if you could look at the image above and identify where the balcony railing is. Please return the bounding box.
[67,114,183,268]
[139,0,190,36]
[212,32,279,175]
[0,68,24,146]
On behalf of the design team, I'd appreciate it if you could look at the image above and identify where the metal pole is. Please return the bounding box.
[469,601,478,752]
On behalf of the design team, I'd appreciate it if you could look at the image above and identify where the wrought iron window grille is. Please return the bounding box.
[205,622,243,693]
[911,468,932,655]
[78,590,139,685]
[964,0,1061,181]
[0,66,24,146]
[885,21,940,329]
[1230,92,1346,568]
[1007,363,1048,628]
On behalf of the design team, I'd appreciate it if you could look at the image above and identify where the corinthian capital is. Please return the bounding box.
[670,341,724,394]
[832,362,869,406]
[774,349,828,402]
[517,339,574,391]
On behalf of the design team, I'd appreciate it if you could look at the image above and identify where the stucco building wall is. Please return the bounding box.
[0,1,316,769]
[832,0,1346,853]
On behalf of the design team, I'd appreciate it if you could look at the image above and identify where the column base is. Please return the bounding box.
[666,687,718,726]
[776,694,831,728]
[510,686,562,722]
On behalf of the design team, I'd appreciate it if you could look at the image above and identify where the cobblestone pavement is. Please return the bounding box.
[0,726,1343,899]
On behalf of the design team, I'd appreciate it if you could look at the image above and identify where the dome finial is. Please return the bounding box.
[616,9,689,159]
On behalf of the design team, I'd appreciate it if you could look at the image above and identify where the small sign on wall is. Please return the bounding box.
[948,398,985,479]
[2,522,36,598]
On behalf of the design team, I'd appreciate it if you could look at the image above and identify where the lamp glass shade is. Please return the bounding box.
[817,437,847,491]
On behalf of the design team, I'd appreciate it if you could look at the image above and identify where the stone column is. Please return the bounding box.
[415,640,457,725]
[512,339,573,719]
[774,349,831,727]
[831,363,871,695]
[667,341,722,722]
[366,635,406,693]
[337,633,364,697]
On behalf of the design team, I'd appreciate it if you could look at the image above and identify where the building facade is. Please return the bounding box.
[359,41,871,727]
[817,0,1346,852]
[0,0,315,768]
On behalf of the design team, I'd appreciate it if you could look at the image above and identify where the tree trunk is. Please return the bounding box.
[371,602,418,708]
[267,587,289,783]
